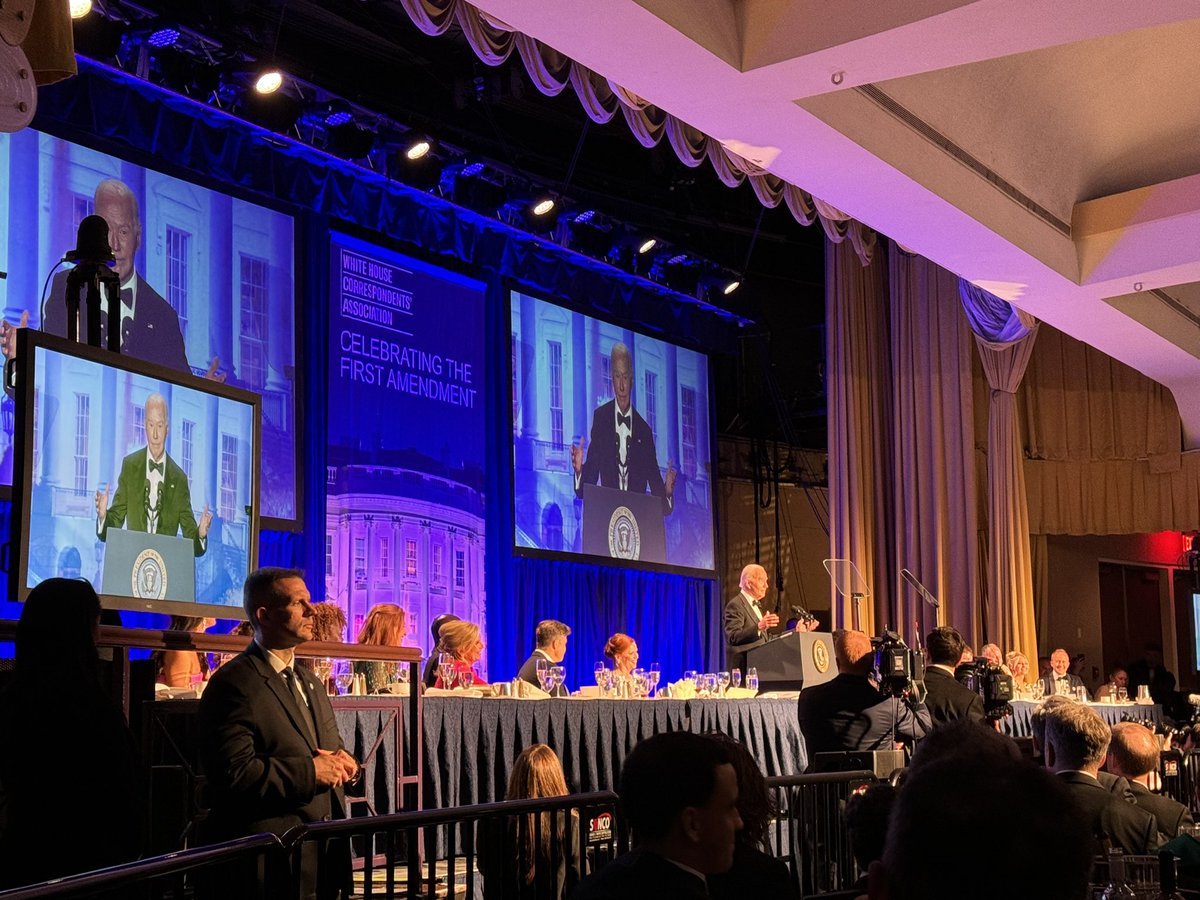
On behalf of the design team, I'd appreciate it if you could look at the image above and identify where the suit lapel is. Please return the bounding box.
[248,644,319,752]
[128,454,148,532]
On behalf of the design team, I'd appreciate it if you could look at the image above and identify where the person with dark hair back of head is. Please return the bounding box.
[0,579,145,888]
[1107,721,1194,837]
[922,626,985,725]
[796,629,931,758]
[518,619,571,696]
[866,726,1093,900]
[706,735,799,900]
[1043,703,1159,855]
[844,783,896,892]
[198,568,359,900]
[423,613,460,688]
[571,732,742,899]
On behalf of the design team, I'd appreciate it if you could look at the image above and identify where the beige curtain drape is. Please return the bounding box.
[888,251,980,645]
[974,325,1040,673]
[826,239,892,633]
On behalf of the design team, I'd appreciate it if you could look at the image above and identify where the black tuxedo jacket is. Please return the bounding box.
[723,592,775,675]
[797,673,932,759]
[198,641,347,839]
[571,849,709,900]
[1127,779,1193,838]
[1057,771,1159,855]
[576,400,669,510]
[42,270,189,373]
[101,448,205,555]
[517,649,568,696]
[1041,672,1089,700]
[922,666,985,725]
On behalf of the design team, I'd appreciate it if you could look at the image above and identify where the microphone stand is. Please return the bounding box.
[65,256,121,353]
[900,568,940,642]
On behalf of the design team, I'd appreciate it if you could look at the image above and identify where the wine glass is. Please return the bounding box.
[536,658,552,693]
[1117,686,1129,703]
[631,668,647,698]
[648,663,661,696]
[704,673,718,697]
[717,671,731,697]
[595,661,607,690]
[731,669,742,690]
[746,667,759,693]
[691,671,703,695]
[438,652,457,690]
[313,657,333,693]
[550,665,566,695]
[334,660,353,696]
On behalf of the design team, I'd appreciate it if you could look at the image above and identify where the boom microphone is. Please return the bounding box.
[64,215,115,265]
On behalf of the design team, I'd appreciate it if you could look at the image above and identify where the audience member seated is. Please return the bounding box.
[1093,666,1129,702]
[1043,702,1159,854]
[571,732,740,900]
[844,783,896,892]
[434,620,487,688]
[353,603,409,694]
[296,601,348,679]
[866,721,1092,900]
[797,629,931,758]
[423,613,460,688]
[1030,696,1134,798]
[153,615,216,688]
[922,626,985,725]
[706,735,799,900]
[1107,721,1193,837]
[603,633,639,678]
[1041,647,1089,699]
[480,744,583,899]
[1006,650,1031,688]
[518,619,571,696]
[0,579,145,888]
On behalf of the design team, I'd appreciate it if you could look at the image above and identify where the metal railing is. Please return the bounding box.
[0,834,286,899]
[766,770,879,898]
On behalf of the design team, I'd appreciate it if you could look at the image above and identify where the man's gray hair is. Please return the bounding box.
[94,179,142,233]
[609,342,632,368]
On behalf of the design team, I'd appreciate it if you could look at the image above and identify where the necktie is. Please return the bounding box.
[617,413,631,430]
[282,666,318,743]
[149,460,164,474]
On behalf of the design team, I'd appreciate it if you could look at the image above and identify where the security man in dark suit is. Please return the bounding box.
[1107,721,1193,838]
[796,629,931,761]
[1044,702,1159,855]
[922,626,985,726]
[198,568,359,899]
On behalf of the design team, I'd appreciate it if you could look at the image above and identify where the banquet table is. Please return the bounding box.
[1001,699,1163,737]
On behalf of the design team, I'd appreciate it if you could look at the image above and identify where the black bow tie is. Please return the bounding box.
[617,413,631,430]
[149,460,164,475]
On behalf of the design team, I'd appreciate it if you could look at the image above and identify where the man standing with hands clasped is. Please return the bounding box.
[724,564,782,675]
[198,568,359,900]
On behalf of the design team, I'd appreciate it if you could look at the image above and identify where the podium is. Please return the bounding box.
[581,484,667,564]
[101,528,196,604]
[747,631,837,693]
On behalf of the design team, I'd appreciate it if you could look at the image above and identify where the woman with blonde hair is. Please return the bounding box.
[479,744,583,898]
[354,603,408,693]
[1006,650,1031,685]
[603,632,639,677]
[434,619,487,688]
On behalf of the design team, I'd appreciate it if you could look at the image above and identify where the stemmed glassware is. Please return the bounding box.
[314,657,334,694]
[550,665,566,695]
[730,669,742,690]
[334,659,353,695]
[536,658,552,693]
[648,663,661,697]
[746,667,759,693]
[438,652,459,690]
[717,671,731,697]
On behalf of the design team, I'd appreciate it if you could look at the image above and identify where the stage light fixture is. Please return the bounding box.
[405,137,433,161]
[724,279,741,295]
[325,123,376,160]
[323,99,353,127]
[637,238,657,255]
[70,0,92,18]
[147,27,181,48]
[563,211,611,259]
[439,162,506,216]
[254,69,283,95]
[461,161,486,177]
[531,197,556,217]
[240,89,302,133]
[71,12,124,58]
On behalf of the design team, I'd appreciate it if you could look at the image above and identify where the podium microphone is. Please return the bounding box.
[65,215,116,266]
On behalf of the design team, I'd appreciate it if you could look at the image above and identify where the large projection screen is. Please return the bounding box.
[510,289,715,575]
[0,128,297,523]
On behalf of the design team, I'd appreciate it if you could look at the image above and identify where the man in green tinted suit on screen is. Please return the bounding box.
[96,393,212,556]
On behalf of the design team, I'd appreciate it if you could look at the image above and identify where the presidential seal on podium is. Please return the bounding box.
[607,506,641,560]
[132,548,168,600]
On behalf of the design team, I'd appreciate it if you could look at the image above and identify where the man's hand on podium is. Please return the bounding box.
[198,503,213,539]
[757,612,779,632]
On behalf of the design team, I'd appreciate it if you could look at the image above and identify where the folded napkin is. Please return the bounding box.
[724,687,758,699]
[668,679,697,700]
[425,687,484,698]
[377,682,411,696]
[516,682,551,700]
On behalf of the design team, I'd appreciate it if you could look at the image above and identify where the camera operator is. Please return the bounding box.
[797,630,931,761]
[922,627,985,726]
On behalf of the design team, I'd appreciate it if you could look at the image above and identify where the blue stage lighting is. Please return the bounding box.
[461,161,486,177]
[148,27,181,48]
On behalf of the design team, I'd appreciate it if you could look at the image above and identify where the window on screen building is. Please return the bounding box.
[325,534,334,578]
[548,340,564,448]
[644,371,658,441]
[379,538,391,580]
[219,433,238,519]
[681,386,697,477]
[73,393,89,493]
[133,404,145,448]
[455,549,465,590]
[405,539,417,577]
[181,420,195,481]
[354,537,366,587]
[433,545,443,582]
[239,254,268,391]
[71,194,94,232]
[165,226,190,332]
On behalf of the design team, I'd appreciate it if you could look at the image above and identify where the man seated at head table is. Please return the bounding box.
[518,619,571,696]
[1041,647,1089,699]
[571,732,742,900]
[796,629,931,759]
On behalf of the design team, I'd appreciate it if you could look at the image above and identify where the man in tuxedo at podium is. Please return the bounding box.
[96,393,212,556]
[37,179,190,373]
[571,342,676,512]
[724,563,784,674]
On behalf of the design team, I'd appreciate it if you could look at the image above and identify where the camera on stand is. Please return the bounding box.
[956,657,1014,722]
[871,630,925,699]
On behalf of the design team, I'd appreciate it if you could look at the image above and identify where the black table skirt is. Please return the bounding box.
[1001,699,1163,738]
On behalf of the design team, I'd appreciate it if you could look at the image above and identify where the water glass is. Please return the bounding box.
[334,661,353,696]
[731,669,742,690]
[717,671,731,697]
[1117,686,1129,703]
[648,663,661,696]
[704,673,719,697]
[746,667,759,693]
[1137,685,1151,703]
[550,665,566,695]
[536,658,551,692]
